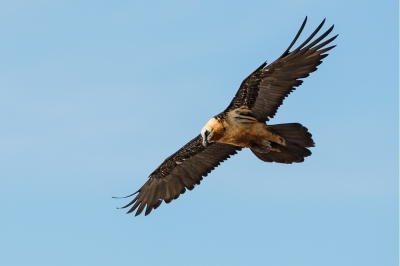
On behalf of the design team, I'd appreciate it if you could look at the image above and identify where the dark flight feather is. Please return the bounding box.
[220,17,338,122]
[121,135,241,216]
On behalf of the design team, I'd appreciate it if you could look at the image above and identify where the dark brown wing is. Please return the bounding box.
[221,17,338,122]
[120,135,241,216]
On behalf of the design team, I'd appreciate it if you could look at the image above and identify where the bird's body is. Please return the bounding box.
[202,107,286,152]
[119,17,338,216]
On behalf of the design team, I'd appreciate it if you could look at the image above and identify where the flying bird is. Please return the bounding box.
[120,17,337,216]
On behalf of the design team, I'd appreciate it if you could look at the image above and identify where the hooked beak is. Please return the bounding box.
[202,130,211,147]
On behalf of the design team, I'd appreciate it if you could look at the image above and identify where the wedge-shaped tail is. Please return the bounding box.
[251,123,314,164]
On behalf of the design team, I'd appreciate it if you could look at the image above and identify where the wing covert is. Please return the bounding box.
[121,135,241,216]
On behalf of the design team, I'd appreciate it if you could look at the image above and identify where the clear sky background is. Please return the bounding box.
[0,1,398,265]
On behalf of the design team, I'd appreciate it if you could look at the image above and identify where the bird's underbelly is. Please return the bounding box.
[218,122,285,148]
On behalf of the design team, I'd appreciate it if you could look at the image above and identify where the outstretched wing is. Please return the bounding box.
[120,135,241,216]
[222,17,338,122]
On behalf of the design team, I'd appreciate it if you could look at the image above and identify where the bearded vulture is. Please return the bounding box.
[120,17,337,216]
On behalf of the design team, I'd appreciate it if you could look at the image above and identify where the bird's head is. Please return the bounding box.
[201,126,212,147]
[201,118,222,147]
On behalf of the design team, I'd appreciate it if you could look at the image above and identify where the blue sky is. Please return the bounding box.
[0,1,398,265]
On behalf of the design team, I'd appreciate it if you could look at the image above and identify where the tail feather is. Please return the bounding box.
[251,123,314,164]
